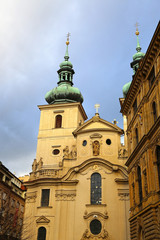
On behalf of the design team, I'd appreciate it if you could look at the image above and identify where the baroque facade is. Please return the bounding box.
[23,37,130,240]
[0,162,26,240]
[120,22,160,239]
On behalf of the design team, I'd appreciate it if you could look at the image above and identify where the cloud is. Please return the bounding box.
[0,0,160,176]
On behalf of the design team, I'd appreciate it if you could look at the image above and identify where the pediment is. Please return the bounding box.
[36,216,50,224]
[73,115,123,136]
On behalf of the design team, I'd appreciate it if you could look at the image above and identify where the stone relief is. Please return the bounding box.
[92,141,100,156]
[81,229,109,240]
[118,147,128,158]
[26,191,37,203]
[55,190,76,201]
[63,145,77,159]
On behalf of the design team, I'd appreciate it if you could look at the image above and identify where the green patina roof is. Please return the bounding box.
[122,30,145,98]
[122,81,131,98]
[45,41,83,104]
[132,35,145,61]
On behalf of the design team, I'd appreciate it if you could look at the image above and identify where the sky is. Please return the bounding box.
[0,0,160,176]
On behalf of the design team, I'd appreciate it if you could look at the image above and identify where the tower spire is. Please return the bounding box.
[45,33,83,104]
[130,23,145,74]
[64,33,70,61]
[135,23,141,52]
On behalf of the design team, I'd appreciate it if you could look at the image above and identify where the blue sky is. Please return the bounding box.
[0,0,160,176]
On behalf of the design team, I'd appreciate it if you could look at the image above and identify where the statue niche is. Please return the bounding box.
[92,141,100,156]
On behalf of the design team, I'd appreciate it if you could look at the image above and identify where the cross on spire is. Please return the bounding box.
[94,104,100,114]
[66,32,71,45]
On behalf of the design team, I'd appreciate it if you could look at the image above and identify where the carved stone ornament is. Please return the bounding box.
[92,141,100,156]
[36,216,50,224]
[55,189,76,201]
[118,147,128,158]
[118,189,129,201]
[63,146,69,159]
[32,158,38,172]
[81,229,109,240]
[90,133,102,139]
[26,191,37,203]
[37,157,43,170]
[63,145,77,159]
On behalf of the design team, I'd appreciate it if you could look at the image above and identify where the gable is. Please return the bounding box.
[36,216,50,224]
[73,115,123,136]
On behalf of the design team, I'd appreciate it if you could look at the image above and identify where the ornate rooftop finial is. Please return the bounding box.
[64,32,71,61]
[66,32,70,45]
[94,104,100,115]
[135,22,139,36]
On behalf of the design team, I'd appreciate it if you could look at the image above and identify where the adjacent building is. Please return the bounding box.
[23,37,130,240]
[120,22,160,239]
[0,162,26,240]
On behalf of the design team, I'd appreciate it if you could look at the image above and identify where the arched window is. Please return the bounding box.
[37,227,46,240]
[55,115,62,128]
[91,173,101,204]
[137,166,142,203]
[156,146,160,186]
[152,101,157,122]
[135,128,139,146]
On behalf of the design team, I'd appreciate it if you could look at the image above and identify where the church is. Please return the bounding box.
[22,35,130,240]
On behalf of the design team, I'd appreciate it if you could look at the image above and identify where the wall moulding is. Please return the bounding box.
[55,189,76,201]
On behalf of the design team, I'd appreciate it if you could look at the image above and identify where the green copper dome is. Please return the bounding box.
[122,28,145,98]
[132,36,145,61]
[131,30,145,74]
[45,39,83,104]
[123,81,131,98]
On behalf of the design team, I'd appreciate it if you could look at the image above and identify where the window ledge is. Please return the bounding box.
[37,206,52,209]
[86,204,106,207]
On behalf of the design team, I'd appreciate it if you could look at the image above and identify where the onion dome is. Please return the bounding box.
[122,24,145,98]
[130,25,145,74]
[123,81,131,98]
[45,34,83,104]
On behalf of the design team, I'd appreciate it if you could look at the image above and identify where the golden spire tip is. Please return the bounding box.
[66,32,71,45]
[135,22,139,36]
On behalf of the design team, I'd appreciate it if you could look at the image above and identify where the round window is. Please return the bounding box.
[53,149,60,155]
[106,139,111,145]
[82,140,87,146]
[90,219,102,235]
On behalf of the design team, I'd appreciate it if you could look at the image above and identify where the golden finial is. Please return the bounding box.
[135,22,139,36]
[66,32,70,45]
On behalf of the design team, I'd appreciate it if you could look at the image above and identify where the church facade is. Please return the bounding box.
[120,22,160,239]
[22,37,130,240]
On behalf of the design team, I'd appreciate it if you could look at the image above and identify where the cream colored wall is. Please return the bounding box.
[36,103,85,165]
[24,165,129,240]
[23,102,130,240]
[76,132,121,165]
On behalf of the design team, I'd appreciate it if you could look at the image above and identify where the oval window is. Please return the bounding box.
[106,139,111,145]
[90,219,102,235]
[82,140,87,146]
[53,149,60,155]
